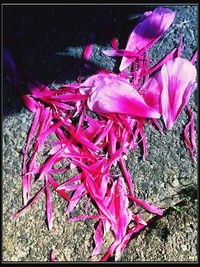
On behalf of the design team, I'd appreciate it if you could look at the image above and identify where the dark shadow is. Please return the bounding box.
[3,5,158,116]
[177,186,197,201]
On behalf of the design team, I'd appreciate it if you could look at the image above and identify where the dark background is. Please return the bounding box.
[3,4,156,114]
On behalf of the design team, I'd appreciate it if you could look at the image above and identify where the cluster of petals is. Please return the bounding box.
[7,6,197,261]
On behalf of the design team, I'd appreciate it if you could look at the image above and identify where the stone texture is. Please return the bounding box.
[3,4,197,262]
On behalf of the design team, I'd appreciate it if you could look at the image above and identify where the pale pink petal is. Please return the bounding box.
[157,57,197,129]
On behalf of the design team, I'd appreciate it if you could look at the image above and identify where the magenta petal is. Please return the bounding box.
[91,220,103,259]
[129,195,163,216]
[66,184,86,214]
[139,77,161,113]
[120,7,176,71]
[21,95,40,113]
[183,107,197,162]
[48,176,70,202]
[11,187,45,220]
[100,241,119,262]
[87,74,160,119]
[157,57,197,129]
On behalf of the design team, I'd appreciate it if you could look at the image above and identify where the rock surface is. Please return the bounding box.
[3,4,197,262]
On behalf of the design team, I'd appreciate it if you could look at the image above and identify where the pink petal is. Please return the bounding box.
[92,220,103,259]
[132,214,147,225]
[119,158,135,198]
[151,118,163,134]
[103,49,144,60]
[57,184,79,191]
[45,176,53,231]
[120,7,176,71]
[83,33,94,61]
[50,248,56,262]
[128,195,163,216]
[157,57,197,129]
[113,177,132,241]
[100,241,119,262]
[83,44,93,61]
[87,74,160,119]
[11,186,45,220]
[94,120,113,145]
[111,37,118,50]
[183,107,197,162]
[191,50,197,65]
[177,35,183,57]
[21,95,40,113]
[66,183,86,214]
[139,77,161,113]
[115,224,142,261]
[48,176,70,202]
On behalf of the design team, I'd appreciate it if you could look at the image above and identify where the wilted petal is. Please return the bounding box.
[86,74,160,119]
[157,57,197,129]
[120,7,176,71]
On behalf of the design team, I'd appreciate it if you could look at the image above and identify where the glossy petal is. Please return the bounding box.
[157,57,197,129]
[120,7,176,71]
[86,74,160,119]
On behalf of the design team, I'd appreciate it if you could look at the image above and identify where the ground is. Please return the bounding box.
[2,4,198,262]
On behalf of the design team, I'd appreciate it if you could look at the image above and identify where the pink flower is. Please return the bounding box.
[120,7,176,71]
[156,57,197,129]
[81,73,160,119]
